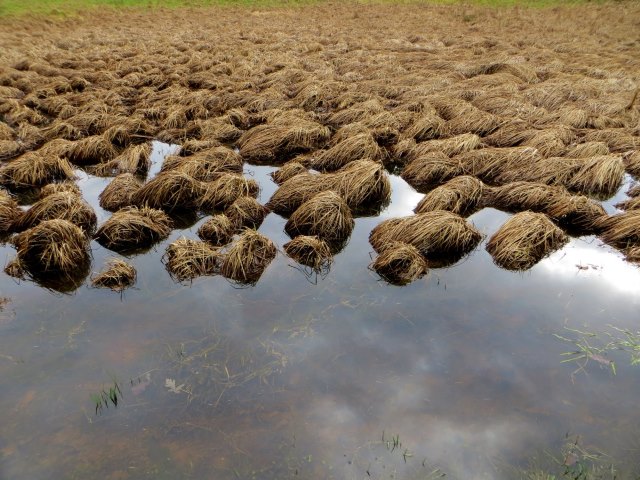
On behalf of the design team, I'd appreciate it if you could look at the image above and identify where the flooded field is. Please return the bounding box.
[1,2,640,478]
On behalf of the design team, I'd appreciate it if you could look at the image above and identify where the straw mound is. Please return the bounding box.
[14,191,97,234]
[370,242,428,286]
[132,171,204,211]
[330,159,392,212]
[624,246,640,264]
[238,121,330,163]
[161,146,243,181]
[566,155,624,198]
[489,181,566,213]
[615,196,640,211]
[597,211,640,249]
[265,173,323,215]
[369,211,482,259]
[94,206,173,252]
[178,139,222,156]
[220,229,277,285]
[163,237,220,281]
[270,162,307,185]
[0,140,24,161]
[626,183,640,198]
[38,181,81,199]
[0,153,75,188]
[486,212,569,270]
[91,258,137,292]
[283,235,333,273]
[411,133,482,158]
[565,142,610,159]
[400,152,465,191]
[414,175,485,216]
[197,214,235,246]
[93,143,151,177]
[307,133,383,172]
[457,147,540,183]
[198,174,260,211]
[622,151,640,178]
[546,195,607,234]
[0,190,22,233]
[99,173,143,212]
[285,191,354,245]
[66,136,118,165]
[499,156,581,187]
[14,218,91,278]
[405,114,448,141]
[225,197,269,230]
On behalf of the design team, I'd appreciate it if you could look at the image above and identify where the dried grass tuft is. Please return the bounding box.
[91,258,137,292]
[0,152,75,188]
[132,171,204,211]
[283,235,333,273]
[369,211,482,259]
[93,143,151,177]
[99,173,143,212]
[486,212,568,270]
[565,142,610,159]
[415,175,485,216]
[598,211,640,249]
[161,146,243,181]
[14,191,96,233]
[623,151,640,178]
[163,237,220,281]
[566,155,624,198]
[489,181,566,213]
[270,162,307,185]
[615,196,640,211]
[199,174,260,211]
[400,152,465,190]
[370,241,428,286]
[38,181,81,199]
[225,197,269,230]
[94,206,172,252]
[285,191,354,246]
[197,214,235,246]
[66,136,118,165]
[307,133,383,172]
[14,218,91,279]
[220,229,277,285]
[0,190,22,233]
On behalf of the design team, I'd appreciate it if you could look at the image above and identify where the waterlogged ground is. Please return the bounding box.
[0,142,639,479]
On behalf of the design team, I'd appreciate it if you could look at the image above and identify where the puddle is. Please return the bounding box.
[0,149,639,479]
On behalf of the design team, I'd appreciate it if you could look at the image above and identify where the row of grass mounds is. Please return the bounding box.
[91,258,137,292]
[266,159,391,216]
[94,206,172,253]
[485,212,569,271]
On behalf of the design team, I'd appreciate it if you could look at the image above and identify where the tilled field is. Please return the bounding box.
[0,2,639,290]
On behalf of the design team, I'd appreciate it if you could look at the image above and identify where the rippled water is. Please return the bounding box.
[1,142,639,479]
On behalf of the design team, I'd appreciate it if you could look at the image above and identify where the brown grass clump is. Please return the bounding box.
[4,257,26,280]
[0,152,75,188]
[270,162,307,185]
[615,196,640,211]
[283,235,333,273]
[132,171,204,211]
[285,191,354,245]
[489,181,566,213]
[598,211,640,249]
[0,140,24,161]
[99,173,143,212]
[307,133,383,172]
[238,121,330,163]
[94,206,172,252]
[369,241,428,286]
[225,197,269,230]
[486,212,569,271]
[329,159,391,211]
[546,195,607,234]
[161,146,243,181]
[0,190,22,233]
[93,143,151,176]
[369,211,482,258]
[404,114,448,141]
[38,181,81,199]
[14,191,96,233]
[14,218,91,279]
[198,174,260,211]
[565,142,610,159]
[197,215,235,246]
[265,173,323,215]
[414,175,485,216]
[91,258,137,292]
[411,133,482,158]
[626,183,640,198]
[220,229,277,285]
[584,129,639,153]
[499,156,581,186]
[178,139,221,156]
[566,155,624,198]
[163,237,220,281]
[66,136,118,165]
[623,151,640,178]
[457,147,540,183]
[400,152,465,190]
